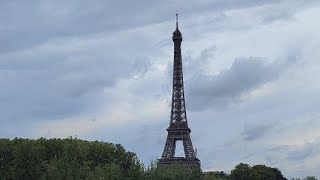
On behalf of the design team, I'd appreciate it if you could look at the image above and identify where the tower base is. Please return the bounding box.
[158,157,201,169]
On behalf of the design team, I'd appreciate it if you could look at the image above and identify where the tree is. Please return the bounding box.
[0,139,14,180]
[0,137,145,180]
[87,163,124,180]
[3,137,318,180]
[271,168,287,180]
[203,171,228,180]
[145,161,201,180]
[251,165,276,180]
[303,177,317,180]
[229,163,287,180]
[230,163,256,180]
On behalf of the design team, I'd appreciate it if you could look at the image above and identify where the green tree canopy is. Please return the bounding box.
[1,138,318,180]
[230,163,287,180]
[0,137,144,180]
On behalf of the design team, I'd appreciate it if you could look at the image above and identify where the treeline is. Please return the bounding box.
[0,138,317,180]
[0,137,144,179]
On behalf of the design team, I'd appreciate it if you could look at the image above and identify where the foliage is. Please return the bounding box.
[202,171,229,180]
[303,177,318,180]
[291,177,318,180]
[0,138,318,180]
[230,163,254,180]
[230,163,287,180]
[145,161,201,180]
[0,137,143,180]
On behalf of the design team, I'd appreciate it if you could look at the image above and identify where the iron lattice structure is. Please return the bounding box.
[158,14,200,169]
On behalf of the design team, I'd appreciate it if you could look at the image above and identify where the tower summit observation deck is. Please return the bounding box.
[158,14,201,169]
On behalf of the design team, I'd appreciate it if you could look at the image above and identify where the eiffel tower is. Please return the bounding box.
[158,14,201,169]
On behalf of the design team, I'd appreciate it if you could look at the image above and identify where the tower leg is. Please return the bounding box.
[161,136,175,158]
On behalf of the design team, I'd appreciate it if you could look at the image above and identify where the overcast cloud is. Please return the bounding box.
[1,0,320,178]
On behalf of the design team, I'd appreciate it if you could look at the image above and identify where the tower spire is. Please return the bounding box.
[176,13,179,29]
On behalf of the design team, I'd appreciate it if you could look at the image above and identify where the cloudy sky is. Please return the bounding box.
[1,0,320,178]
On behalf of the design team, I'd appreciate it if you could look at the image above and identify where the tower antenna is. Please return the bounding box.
[176,13,178,29]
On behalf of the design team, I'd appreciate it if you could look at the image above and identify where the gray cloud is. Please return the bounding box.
[184,48,301,111]
[286,141,320,161]
[0,36,149,126]
[241,121,276,141]
[0,0,298,53]
[186,57,281,110]
[130,56,153,79]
